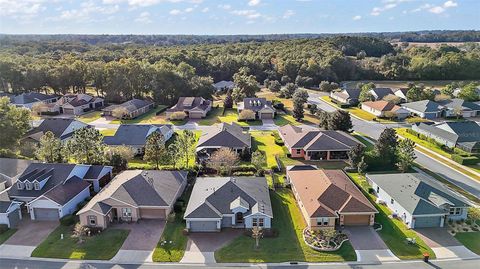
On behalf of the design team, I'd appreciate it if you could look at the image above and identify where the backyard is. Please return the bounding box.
[215,189,356,263]
[31,225,129,260]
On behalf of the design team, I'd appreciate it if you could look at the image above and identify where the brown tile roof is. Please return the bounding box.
[362,100,399,112]
[288,169,377,218]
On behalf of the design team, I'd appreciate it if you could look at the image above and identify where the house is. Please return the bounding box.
[77,170,187,229]
[184,177,273,232]
[0,158,38,189]
[361,100,410,119]
[453,87,480,98]
[9,92,59,109]
[366,173,470,228]
[196,122,251,158]
[166,97,212,119]
[102,99,155,119]
[54,94,104,115]
[23,118,89,143]
[278,125,361,161]
[412,121,480,153]
[393,88,409,102]
[369,88,395,101]
[330,89,361,105]
[103,124,174,155]
[0,201,22,228]
[287,167,377,230]
[437,98,480,118]
[7,163,112,221]
[237,98,276,119]
[213,80,235,92]
[401,100,445,119]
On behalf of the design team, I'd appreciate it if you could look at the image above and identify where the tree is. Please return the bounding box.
[318,111,329,129]
[396,138,416,172]
[322,229,337,246]
[328,110,353,131]
[468,207,480,222]
[168,142,183,169]
[64,127,105,164]
[292,89,308,121]
[35,131,63,163]
[308,104,318,115]
[112,106,129,119]
[359,82,375,102]
[176,130,196,168]
[169,111,187,120]
[268,80,281,92]
[144,132,167,169]
[441,84,455,97]
[233,67,259,99]
[31,102,48,115]
[280,83,298,98]
[207,147,239,175]
[375,128,398,167]
[281,75,291,85]
[0,97,31,150]
[347,144,365,169]
[358,156,368,175]
[239,109,256,121]
[406,85,424,102]
[382,94,402,105]
[458,83,479,102]
[251,226,263,249]
[224,90,233,109]
[71,223,89,244]
[108,153,128,173]
[356,50,367,60]
[251,150,266,171]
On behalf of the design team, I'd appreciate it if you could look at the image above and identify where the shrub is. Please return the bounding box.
[232,171,255,176]
[173,202,183,213]
[452,154,479,165]
[238,109,256,121]
[271,132,284,145]
[169,111,187,120]
[231,165,257,173]
[272,100,285,111]
[60,215,76,226]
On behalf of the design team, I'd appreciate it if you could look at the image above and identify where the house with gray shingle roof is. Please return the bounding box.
[166,97,212,119]
[23,118,89,143]
[237,98,276,119]
[0,200,22,228]
[413,121,480,153]
[330,89,361,105]
[9,92,59,109]
[52,94,104,115]
[369,88,395,101]
[196,122,251,160]
[184,177,272,232]
[213,80,235,92]
[437,98,480,118]
[401,100,445,119]
[103,124,174,155]
[102,98,154,119]
[7,163,112,221]
[0,158,38,190]
[77,170,187,229]
[366,173,470,228]
[279,125,361,161]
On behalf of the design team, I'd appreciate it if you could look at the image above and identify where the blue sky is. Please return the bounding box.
[0,0,478,34]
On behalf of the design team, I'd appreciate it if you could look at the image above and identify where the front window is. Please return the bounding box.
[450,208,462,215]
[122,208,132,217]
[296,149,301,154]
[252,218,258,227]
[317,217,330,226]
[88,215,97,226]
[259,218,264,227]
[17,182,25,190]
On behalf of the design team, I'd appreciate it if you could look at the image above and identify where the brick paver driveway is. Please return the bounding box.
[5,219,58,246]
[415,228,478,259]
[344,226,399,262]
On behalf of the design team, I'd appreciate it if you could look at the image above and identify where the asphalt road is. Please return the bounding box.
[1,258,479,269]
[310,92,480,199]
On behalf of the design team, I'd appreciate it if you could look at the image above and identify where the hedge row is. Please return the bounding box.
[452,154,480,165]
[271,132,284,146]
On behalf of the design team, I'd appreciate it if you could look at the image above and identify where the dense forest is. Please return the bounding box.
[0,35,479,105]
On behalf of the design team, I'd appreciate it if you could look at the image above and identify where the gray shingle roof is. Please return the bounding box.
[0,201,14,213]
[167,97,211,113]
[367,173,469,215]
[0,158,37,179]
[11,92,58,105]
[402,100,444,113]
[24,118,88,140]
[184,177,273,219]
[371,88,394,99]
[43,176,91,205]
[102,98,153,113]
[279,125,360,151]
[103,124,172,146]
[438,98,480,111]
[241,98,275,113]
[415,121,480,145]
[197,123,251,149]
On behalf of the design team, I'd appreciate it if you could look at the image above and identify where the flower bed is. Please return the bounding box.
[302,228,349,252]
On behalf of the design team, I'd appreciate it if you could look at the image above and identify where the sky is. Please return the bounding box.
[0,0,478,35]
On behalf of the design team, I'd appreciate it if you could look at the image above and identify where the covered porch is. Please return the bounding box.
[305,150,349,161]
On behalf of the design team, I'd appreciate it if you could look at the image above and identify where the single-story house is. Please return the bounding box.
[9,92,59,109]
[279,125,361,161]
[237,98,276,119]
[369,88,395,101]
[52,94,104,115]
[104,124,174,155]
[23,118,89,143]
[166,97,212,119]
[393,88,409,102]
[288,167,377,230]
[401,100,445,119]
[361,100,410,119]
[102,99,155,119]
[330,89,361,105]
[77,170,187,229]
[412,121,480,153]
[437,98,480,118]
[7,163,112,221]
[0,158,38,190]
[0,201,22,228]
[213,80,235,92]
[366,173,470,228]
[196,122,251,159]
[184,177,273,232]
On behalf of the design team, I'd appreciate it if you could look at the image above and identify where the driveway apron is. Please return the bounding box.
[344,226,399,262]
[415,228,478,259]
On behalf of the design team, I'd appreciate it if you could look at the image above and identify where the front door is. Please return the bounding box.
[112,208,118,220]
[235,212,244,224]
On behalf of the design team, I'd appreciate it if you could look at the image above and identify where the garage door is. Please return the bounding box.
[343,215,370,226]
[189,220,218,232]
[189,112,204,119]
[260,112,274,119]
[139,208,166,219]
[414,216,442,228]
[63,108,75,114]
[33,208,59,221]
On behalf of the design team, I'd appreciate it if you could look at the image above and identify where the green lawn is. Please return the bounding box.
[78,111,102,123]
[199,107,262,126]
[0,229,17,244]
[455,232,480,255]
[99,128,117,136]
[215,189,356,263]
[251,131,287,169]
[110,105,175,124]
[31,225,129,260]
[152,213,188,262]
[348,173,435,260]
[320,96,395,123]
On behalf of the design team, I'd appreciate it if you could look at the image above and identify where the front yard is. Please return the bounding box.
[320,96,395,123]
[215,189,356,263]
[198,107,262,126]
[0,228,17,244]
[31,225,129,260]
[455,232,480,255]
[110,105,186,125]
[348,173,436,260]
[78,111,102,123]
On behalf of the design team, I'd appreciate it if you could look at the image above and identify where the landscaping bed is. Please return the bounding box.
[303,228,349,252]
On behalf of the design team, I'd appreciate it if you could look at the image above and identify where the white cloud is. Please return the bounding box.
[352,15,362,20]
[0,0,47,16]
[371,3,397,16]
[52,0,119,22]
[201,7,209,12]
[102,0,203,7]
[444,1,458,8]
[248,0,261,6]
[218,4,231,10]
[169,9,182,15]
[134,11,152,23]
[429,6,445,14]
[185,7,194,12]
[410,1,458,14]
[282,9,295,19]
[231,9,261,19]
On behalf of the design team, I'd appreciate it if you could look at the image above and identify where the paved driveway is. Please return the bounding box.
[110,220,165,263]
[180,229,243,264]
[344,226,399,262]
[415,228,478,259]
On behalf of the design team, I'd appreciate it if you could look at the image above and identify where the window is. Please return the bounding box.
[122,208,132,217]
[25,182,32,190]
[390,198,394,205]
[259,218,264,227]
[316,217,330,226]
[88,216,97,226]
[296,149,301,154]
[34,182,40,190]
[450,208,462,215]
[252,218,258,227]
[17,182,25,190]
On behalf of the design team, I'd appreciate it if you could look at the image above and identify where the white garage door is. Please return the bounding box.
[34,208,59,221]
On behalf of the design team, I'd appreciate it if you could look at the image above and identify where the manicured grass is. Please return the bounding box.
[215,189,356,263]
[320,96,394,123]
[31,225,129,260]
[348,173,435,260]
[152,213,188,262]
[405,117,431,124]
[99,128,117,136]
[78,111,102,123]
[455,232,480,255]
[251,131,286,169]
[0,229,17,244]
[199,108,262,126]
